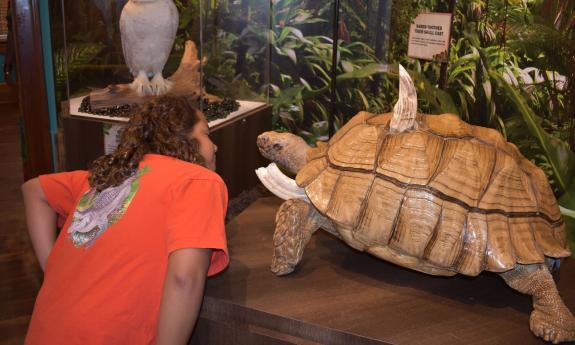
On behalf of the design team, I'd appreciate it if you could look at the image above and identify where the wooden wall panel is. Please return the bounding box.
[11,0,53,179]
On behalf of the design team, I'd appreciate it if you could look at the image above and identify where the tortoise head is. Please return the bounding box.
[257,131,310,175]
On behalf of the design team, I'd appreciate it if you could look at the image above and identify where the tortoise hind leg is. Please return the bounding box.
[271,199,326,276]
[500,264,575,344]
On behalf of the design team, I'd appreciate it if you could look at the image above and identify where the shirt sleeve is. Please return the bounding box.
[166,178,229,277]
[38,171,89,227]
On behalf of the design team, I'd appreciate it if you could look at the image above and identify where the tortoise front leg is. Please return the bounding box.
[271,199,326,276]
[500,264,575,344]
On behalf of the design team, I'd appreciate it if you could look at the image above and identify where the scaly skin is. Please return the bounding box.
[257,132,310,175]
[271,199,329,275]
[500,264,575,344]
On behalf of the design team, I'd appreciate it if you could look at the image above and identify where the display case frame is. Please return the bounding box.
[49,0,273,197]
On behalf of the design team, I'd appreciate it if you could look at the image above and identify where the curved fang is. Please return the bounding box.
[390,64,418,133]
[255,163,310,202]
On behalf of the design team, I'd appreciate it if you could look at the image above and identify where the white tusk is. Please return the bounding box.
[390,64,418,133]
[255,163,309,202]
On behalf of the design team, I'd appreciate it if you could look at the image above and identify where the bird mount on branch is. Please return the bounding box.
[89,41,219,110]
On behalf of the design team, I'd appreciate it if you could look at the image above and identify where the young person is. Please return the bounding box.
[22,96,228,344]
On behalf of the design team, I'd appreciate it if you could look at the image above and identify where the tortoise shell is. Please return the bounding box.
[295,111,570,277]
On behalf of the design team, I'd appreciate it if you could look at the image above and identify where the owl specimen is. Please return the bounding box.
[120,0,179,96]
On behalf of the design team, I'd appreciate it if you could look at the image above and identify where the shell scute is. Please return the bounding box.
[528,167,562,221]
[354,178,405,246]
[485,214,516,272]
[329,111,376,145]
[425,113,473,137]
[478,152,538,213]
[325,170,374,229]
[390,189,442,258]
[472,125,523,160]
[328,124,382,171]
[456,213,488,276]
[554,222,569,250]
[304,167,340,214]
[307,141,329,162]
[509,217,545,264]
[296,157,328,188]
[377,131,444,185]
[429,139,496,208]
[424,202,467,268]
[367,113,392,126]
[531,218,571,258]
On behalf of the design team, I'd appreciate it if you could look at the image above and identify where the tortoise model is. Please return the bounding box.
[255,66,574,343]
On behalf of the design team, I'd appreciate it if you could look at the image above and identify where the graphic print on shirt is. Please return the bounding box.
[67,166,150,248]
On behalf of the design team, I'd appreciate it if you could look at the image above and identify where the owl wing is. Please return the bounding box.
[119,3,139,77]
[167,1,179,43]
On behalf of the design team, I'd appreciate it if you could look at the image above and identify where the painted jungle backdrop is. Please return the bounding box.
[50,0,575,251]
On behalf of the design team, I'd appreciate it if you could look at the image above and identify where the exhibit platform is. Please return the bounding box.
[60,100,271,199]
[68,96,267,129]
[192,197,575,345]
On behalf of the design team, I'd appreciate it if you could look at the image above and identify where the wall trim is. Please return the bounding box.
[11,0,53,179]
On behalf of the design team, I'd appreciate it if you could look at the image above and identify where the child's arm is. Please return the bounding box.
[22,178,58,271]
[156,247,212,345]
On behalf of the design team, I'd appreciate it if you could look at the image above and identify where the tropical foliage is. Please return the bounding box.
[188,0,575,250]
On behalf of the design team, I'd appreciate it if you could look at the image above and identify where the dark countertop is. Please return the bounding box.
[201,197,575,345]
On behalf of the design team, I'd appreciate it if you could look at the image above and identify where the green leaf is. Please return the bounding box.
[356,89,369,110]
[336,63,390,80]
[289,28,311,44]
[560,206,575,220]
[341,61,354,73]
[491,72,575,196]
[299,78,312,91]
[278,27,292,43]
[179,7,195,29]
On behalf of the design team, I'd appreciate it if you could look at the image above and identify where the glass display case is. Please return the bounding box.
[49,0,272,197]
[48,0,396,195]
[50,0,270,120]
[265,0,394,143]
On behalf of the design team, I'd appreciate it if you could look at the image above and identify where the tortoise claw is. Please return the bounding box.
[530,309,575,344]
[271,256,295,276]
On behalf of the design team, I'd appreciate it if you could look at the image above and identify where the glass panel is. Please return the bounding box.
[201,0,271,122]
[336,0,394,124]
[49,0,203,118]
[50,0,273,125]
[202,0,270,101]
[267,0,394,141]
[269,0,336,142]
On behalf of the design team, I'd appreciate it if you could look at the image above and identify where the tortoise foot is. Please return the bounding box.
[530,308,575,344]
[271,199,324,277]
[271,256,295,276]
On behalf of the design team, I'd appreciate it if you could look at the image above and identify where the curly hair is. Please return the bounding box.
[88,96,206,191]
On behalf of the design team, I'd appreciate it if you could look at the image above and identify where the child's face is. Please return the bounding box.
[189,119,217,171]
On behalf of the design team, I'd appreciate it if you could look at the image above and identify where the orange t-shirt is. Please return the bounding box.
[25,154,229,345]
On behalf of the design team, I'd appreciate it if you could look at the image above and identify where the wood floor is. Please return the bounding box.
[0,102,43,344]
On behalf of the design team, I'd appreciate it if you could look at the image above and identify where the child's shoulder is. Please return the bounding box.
[142,154,224,185]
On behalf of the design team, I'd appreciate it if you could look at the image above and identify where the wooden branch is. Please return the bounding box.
[89,40,219,110]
